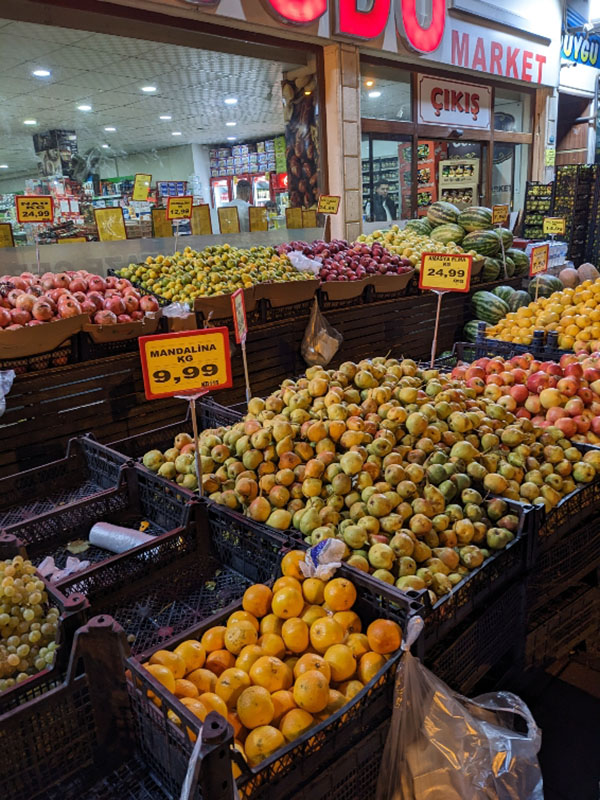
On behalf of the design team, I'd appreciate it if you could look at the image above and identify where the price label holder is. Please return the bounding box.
[95,207,127,242]
[139,327,233,496]
[16,196,54,273]
[231,288,252,403]
[317,195,341,215]
[529,243,549,299]
[132,173,152,202]
[302,209,318,227]
[191,204,212,236]
[167,195,193,253]
[543,217,565,237]
[152,207,173,238]
[285,207,303,229]
[249,206,268,232]
[419,253,473,367]
[218,206,241,235]
[0,223,15,248]
[492,205,510,278]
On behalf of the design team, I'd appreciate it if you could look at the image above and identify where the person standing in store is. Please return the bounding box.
[223,179,252,232]
[366,181,397,222]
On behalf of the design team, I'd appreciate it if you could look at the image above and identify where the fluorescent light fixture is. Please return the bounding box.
[32,69,51,77]
[141,86,157,93]
[160,115,172,120]
[0,165,8,169]
[368,91,381,98]
[104,126,116,132]
[226,121,237,127]
[23,119,37,125]
[224,97,238,105]
[77,104,92,111]
[172,131,182,136]
[227,136,237,141]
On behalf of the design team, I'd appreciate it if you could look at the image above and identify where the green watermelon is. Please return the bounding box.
[427,201,460,227]
[508,290,530,311]
[496,228,514,249]
[471,291,509,323]
[430,223,465,245]
[405,219,433,235]
[458,206,493,232]
[493,285,516,304]
[528,274,563,299]
[482,258,501,282]
[463,230,501,257]
[504,256,515,277]
[506,248,529,275]
[464,320,489,342]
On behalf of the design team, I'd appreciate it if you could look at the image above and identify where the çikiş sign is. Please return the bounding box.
[418,75,491,129]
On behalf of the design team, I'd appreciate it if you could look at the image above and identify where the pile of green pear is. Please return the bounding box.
[141,357,600,604]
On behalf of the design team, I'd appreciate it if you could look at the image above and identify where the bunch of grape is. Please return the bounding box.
[0,556,59,692]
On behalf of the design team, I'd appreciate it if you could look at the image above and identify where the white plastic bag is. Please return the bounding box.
[0,370,15,419]
[288,249,321,275]
[376,624,544,800]
[299,539,346,580]
[301,299,343,367]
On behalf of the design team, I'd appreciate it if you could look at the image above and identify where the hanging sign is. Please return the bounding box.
[529,244,549,276]
[152,208,173,238]
[317,195,341,214]
[95,207,127,241]
[16,195,53,223]
[0,223,15,248]
[132,173,152,202]
[249,206,268,232]
[167,195,193,220]
[218,206,241,234]
[191,205,213,236]
[139,327,232,400]
[418,75,491,129]
[492,205,509,226]
[419,253,472,292]
[543,217,566,235]
[285,207,304,229]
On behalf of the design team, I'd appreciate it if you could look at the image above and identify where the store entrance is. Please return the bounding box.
[417,139,488,217]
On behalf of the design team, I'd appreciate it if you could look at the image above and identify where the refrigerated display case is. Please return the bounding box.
[211,178,231,209]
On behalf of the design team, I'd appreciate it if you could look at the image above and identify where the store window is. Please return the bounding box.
[360,65,412,122]
[0,19,322,244]
[362,133,413,222]
[494,89,532,134]
[492,143,530,210]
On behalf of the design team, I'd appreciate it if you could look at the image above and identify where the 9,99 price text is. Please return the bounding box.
[152,363,219,385]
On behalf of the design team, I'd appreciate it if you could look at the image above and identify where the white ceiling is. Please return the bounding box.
[0,20,297,178]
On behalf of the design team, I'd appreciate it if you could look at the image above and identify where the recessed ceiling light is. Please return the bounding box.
[365,79,374,87]
[101,144,109,149]
[0,165,8,169]
[224,97,238,105]
[172,131,182,136]
[32,69,51,77]
[160,115,172,120]
[227,136,237,141]
[77,104,92,111]
[141,86,157,93]
[226,121,237,127]
[23,119,37,125]
[104,126,116,132]
[368,91,381,98]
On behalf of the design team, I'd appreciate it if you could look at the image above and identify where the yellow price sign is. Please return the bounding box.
[218,206,241,234]
[191,205,212,236]
[419,253,472,293]
[543,217,566,235]
[167,195,193,220]
[317,195,341,215]
[16,195,53,223]
[139,327,233,400]
[249,206,268,232]
[285,207,303,229]
[95,207,127,241]
[60,237,86,244]
[529,243,549,276]
[492,205,509,226]
[0,223,15,248]
[152,208,173,238]
[302,209,318,227]
[132,173,152,202]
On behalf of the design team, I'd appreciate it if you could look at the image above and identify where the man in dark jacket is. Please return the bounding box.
[367,181,397,222]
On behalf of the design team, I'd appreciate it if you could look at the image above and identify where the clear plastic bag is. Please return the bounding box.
[301,299,343,367]
[376,621,544,800]
[0,370,15,419]
[288,249,321,275]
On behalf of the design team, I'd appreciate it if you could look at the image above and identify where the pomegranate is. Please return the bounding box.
[105,276,118,289]
[0,308,11,327]
[41,275,56,291]
[6,323,23,330]
[7,288,24,306]
[54,273,70,289]
[88,276,107,293]
[72,291,87,303]
[15,294,36,313]
[86,292,104,311]
[117,314,133,323]
[140,295,159,312]
[130,310,143,321]
[115,279,131,292]
[80,300,97,316]
[29,285,43,297]
[58,298,82,318]
[9,276,27,291]
[10,308,31,325]
[69,278,88,293]
[20,272,35,282]
[32,301,54,322]
[104,296,125,316]
[123,294,139,313]
[93,310,117,325]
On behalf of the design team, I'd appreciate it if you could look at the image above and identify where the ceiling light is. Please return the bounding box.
[68,135,77,141]
[101,144,109,149]
[141,86,157,93]
[365,79,374,87]
[224,97,238,105]
[32,69,51,77]
[172,131,182,136]
[368,91,381,98]
[304,90,312,95]
[160,115,172,120]
[104,126,116,132]
[0,165,8,169]
[23,119,37,125]
[226,121,237,127]
[77,104,92,111]
[227,136,237,141]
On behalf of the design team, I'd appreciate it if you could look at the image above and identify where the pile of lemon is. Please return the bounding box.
[118,244,313,303]
[140,551,402,774]
[487,279,600,351]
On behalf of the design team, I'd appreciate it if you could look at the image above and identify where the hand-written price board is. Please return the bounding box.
[132,173,152,202]
[231,288,247,345]
[16,195,53,223]
[218,206,241,234]
[0,223,15,248]
[167,195,193,220]
[317,195,341,215]
[285,207,303,229]
[152,208,173,238]
[543,217,566,235]
[492,204,509,226]
[249,206,268,232]
[139,328,232,400]
[95,207,127,241]
[529,243,549,276]
[191,204,212,236]
[419,253,472,293]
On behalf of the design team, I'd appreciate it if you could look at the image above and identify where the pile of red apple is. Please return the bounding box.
[278,239,413,282]
[451,352,600,444]
[0,271,159,330]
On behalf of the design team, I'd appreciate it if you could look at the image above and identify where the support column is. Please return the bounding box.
[532,87,557,183]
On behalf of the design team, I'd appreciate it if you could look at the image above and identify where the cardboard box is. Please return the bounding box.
[367,270,415,294]
[0,314,87,359]
[193,286,256,318]
[319,279,369,301]
[254,279,319,308]
[82,314,161,343]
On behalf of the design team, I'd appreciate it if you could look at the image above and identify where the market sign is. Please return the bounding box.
[418,75,491,129]
[562,7,600,67]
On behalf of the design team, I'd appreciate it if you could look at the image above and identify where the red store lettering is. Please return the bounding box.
[430,86,480,120]
[451,30,547,82]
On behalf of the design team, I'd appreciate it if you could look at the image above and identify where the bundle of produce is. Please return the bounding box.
[486,277,600,351]
[452,351,600,445]
[117,245,314,304]
[0,270,159,329]
[142,358,599,599]
[0,556,59,691]
[139,554,403,768]
[278,239,413,281]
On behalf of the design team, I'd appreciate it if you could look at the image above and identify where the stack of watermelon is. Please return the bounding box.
[463,285,531,341]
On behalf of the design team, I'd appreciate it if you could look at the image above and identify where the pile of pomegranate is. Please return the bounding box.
[0,271,159,330]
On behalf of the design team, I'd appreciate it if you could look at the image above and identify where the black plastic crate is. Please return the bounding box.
[474,324,545,359]
[418,341,476,370]
[0,340,76,375]
[0,436,125,530]
[317,284,368,311]
[260,297,314,323]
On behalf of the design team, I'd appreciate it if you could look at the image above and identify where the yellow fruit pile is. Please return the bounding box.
[117,244,312,303]
[356,226,466,268]
[140,551,402,772]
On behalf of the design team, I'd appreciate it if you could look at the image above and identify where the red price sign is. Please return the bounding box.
[419,253,472,293]
[231,288,248,344]
[529,244,549,276]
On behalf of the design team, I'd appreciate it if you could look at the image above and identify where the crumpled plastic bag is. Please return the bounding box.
[376,620,544,800]
[161,302,190,317]
[288,249,321,275]
[301,299,343,366]
[38,555,91,583]
[299,539,346,581]
[0,370,15,419]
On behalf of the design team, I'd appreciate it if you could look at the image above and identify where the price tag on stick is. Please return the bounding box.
[529,243,549,300]
[543,217,565,236]
[16,195,54,273]
[167,196,193,254]
[231,289,252,404]
[492,205,509,226]
[419,253,473,368]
